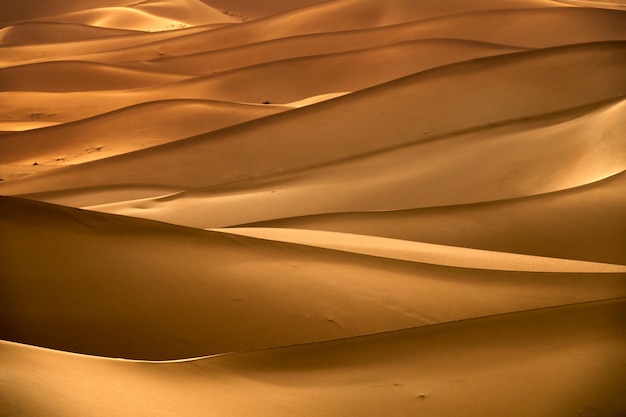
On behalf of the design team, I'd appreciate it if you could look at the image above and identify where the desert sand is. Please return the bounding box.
[1,0,625,416]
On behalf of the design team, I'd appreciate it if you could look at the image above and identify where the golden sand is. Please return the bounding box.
[1,1,625,415]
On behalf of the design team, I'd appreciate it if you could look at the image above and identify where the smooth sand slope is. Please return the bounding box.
[0,99,287,179]
[0,0,239,31]
[0,61,187,92]
[248,171,626,265]
[84,98,626,228]
[1,41,625,200]
[0,22,137,46]
[2,299,625,417]
[3,196,624,360]
[1,0,625,415]
[62,6,626,64]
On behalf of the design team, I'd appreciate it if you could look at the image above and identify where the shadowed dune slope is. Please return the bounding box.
[1,299,625,417]
[198,0,331,19]
[215,227,626,273]
[27,6,233,32]
[1,1,625,415]
[0,0,137,25]
[1,196,624,360]
[134,37,527,76]
[150,40,526,104]
[0,99,287,172]
[142,0,567,52]
[248,171,626,265]
[85,98,626,227]
[47,6,626,67]
[0,22,137,46]
[0,0,239,30]
[0,39,526,130]
[2,4,622,70]
[0,24,212,68]
[0,78,291,127]
[1,42,624,199]
[0,61,186,92]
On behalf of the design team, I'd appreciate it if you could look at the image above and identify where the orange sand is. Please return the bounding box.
[1,0,625,416]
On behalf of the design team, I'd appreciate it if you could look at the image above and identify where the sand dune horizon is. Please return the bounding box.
[1,0,625,416]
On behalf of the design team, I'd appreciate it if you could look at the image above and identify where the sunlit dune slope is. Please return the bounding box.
[2,299,625,417]
[0,0,625,415]
[0,61,186,92]
[1,42,624,200]
[3,6,623,70]
[197,0,330,19]
[135,37,526,77]
[0,24,211,68]
[0,0,238,31]
[0,22,137,46]
[1,196,624,360]
[0,40,526,106]
[85,98,626,227]
[249,171,626,265]
[33,6,626,67]
[0,0,136,24]
[150,40,524,104]
[216,227,626,273]
[0,99,286,173]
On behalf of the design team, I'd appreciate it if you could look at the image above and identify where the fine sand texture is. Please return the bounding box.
[1,0,625,416]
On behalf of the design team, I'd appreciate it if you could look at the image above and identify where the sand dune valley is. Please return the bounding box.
[1,0,626,415]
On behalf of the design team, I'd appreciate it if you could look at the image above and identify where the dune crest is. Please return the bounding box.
[214,227,626,273]
[1,0,625,415]
[2,299,625,416]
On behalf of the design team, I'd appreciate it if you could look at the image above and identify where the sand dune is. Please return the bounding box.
[198,0,331,19]
[215,227,626,273]
[0,61,187,92]
[84,98,626,227]
[0,22,137,46]
[1,41,624,200]
[1,0,624,415]
[2,196,624,360]
[2,1,623,69]
[249,171,626,264]
[135,36,526,76]
[47,7,626,67]
[29,6,226,32]
[0,0,137,24]
[0,99,286,178]
[0,0,238,30]
[0,24,210,68]
[2,299,625,417]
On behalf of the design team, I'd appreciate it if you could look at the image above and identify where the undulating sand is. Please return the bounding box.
[1,0,625,416]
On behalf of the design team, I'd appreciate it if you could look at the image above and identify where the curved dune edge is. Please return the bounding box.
[286,91,351,107]
[246,171,626,265]
[136,38,528,77]
[2,296,624,364]
[9,7,625,70]
[1,42,624,198]
[79,97,626,227]
[0,60,188,92]
[1,299,624,417]
[0,22,138,46]
[0,99,288,174]
[3,195,625,360]
[66,6,626,67]
[0,0,625,415]
[0,120,62,131]
[213,228,626,273]
[7,2,239,32]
